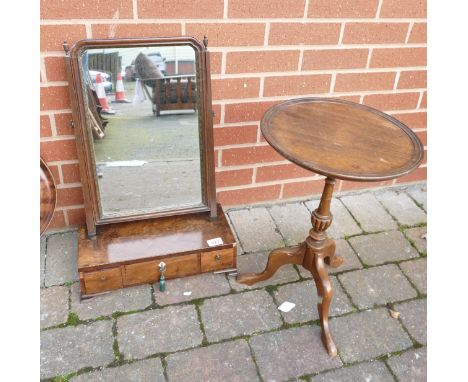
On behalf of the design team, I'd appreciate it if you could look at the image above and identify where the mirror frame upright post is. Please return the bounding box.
[64,36,218,237]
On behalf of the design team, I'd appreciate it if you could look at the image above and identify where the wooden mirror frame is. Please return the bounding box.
[64,36,217,236]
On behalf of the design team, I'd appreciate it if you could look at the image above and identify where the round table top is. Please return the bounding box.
[261,98,423,181]
[40,158,57,234]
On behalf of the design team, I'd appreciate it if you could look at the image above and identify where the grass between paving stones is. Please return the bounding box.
[192,298,209,346]
[246,338,265,382]
[111,319,124,365]
[396,262,426,299]
[374,194,427,256]
[399,223,427,257]
[42,185,427,380]
[403,186,427,213]
[44,288,427,380]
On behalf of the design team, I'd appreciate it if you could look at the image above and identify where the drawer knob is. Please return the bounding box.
[215,255,222,262]
[100,276,106,281]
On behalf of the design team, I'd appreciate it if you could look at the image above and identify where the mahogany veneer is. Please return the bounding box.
[78,204,236,298]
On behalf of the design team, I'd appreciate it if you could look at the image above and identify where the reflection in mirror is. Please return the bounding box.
[80,45,203,218]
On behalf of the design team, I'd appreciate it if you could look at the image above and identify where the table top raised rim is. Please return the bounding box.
[260,97,424,182]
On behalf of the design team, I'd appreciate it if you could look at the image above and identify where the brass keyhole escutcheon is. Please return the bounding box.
[100,276,106,281]
[215,255,221,262]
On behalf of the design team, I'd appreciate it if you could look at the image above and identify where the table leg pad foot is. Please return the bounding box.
[326,254,344,268]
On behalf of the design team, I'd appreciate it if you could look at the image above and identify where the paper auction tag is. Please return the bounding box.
[278,301,296,313]
[207,237,224,247]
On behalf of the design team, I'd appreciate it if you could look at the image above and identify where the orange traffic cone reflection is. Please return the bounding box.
[95,73,115,114]
[113,72,131,103]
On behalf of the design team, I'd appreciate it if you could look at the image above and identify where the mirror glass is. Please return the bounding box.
[80,45,203,219]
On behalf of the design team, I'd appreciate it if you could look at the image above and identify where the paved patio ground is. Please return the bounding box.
[40,183,427,382]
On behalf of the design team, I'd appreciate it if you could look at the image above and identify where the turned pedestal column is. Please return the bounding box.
[237,177,342,356]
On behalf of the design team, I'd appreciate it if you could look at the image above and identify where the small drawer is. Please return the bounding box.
[201,248,235,272]
[83,267,123,295]
[123,253,200,286]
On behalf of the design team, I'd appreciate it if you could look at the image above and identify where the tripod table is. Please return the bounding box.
[236,98,424,357]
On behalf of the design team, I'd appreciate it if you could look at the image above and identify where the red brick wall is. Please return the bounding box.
[40,0,427,229]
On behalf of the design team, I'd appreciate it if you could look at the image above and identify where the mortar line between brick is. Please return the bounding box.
[40,18,428,25]
[303,0,310,18]
[338,22,345,45]
[263,21,270,46]
[405,21,415,43]
[132,0,138,19]
[223,0,228,19]
[416,90,425,109]
[40,56,48,82]
[393,71,401,90]
[376,0,384,18]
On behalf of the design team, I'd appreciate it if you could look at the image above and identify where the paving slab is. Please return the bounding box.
[71,283,152,320]
[229,252,300,291]
[331,308,412,363]
[396,299,427,344]
[41,236,46,287]
[71,358,165,382]
[153,272,231,305]
[268,202,311,245]
[404,226,427,254]
[274,278,353,324]
[228,207,284,253]
[225,210,244,256]
[338,264,417,309]
[298,239,363,278]
[44,231,79,286]
[201,290,282,342]
[340,193,397,232]
[311,360,394,382]
[400,258,427,295]
[348,230,418,266]
[40,320,114,379]
[40,286,69,329]
[387,347,427,382]
[250,325,342,381]
[375,189,426,226]
[306,198,362,239]
[166,339,260,382]
[405,183,427,210]
[117,305,203,359]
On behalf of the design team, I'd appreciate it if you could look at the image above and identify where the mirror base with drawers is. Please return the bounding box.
[78,204,236,298]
